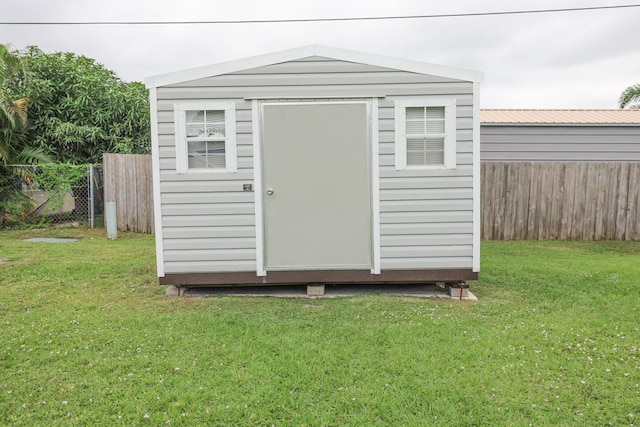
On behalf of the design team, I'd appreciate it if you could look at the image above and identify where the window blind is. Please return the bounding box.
[188,140,226,169]
[405,106,445,166]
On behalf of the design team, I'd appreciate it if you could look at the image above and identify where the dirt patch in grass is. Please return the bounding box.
[0,257,35,265]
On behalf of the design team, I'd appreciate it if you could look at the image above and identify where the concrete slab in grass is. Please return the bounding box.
[24,238,79,243]
[167,284,477,300]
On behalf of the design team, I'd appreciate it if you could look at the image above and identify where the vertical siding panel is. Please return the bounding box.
[547,162,561,240]
[510,162,523,240]
[593,163,608,241]
[145,154,154,234]
[539,163,550,240]
[560,163,576,240]
[628,163,640,240]
[583,163,599,240]
[103,154,116,203]
[546,163,556,239]
[479,163,484,238]
[493,162,505,240]
[479,163,485,239]
[481,163,495,239]
[126,156,138,232]
[135,156,149,234]
[602,163,615,240]
[615,163,630,240]
[515,163,530,240]
[147,155,155,234]
[526,163,539,240]
[116,154,128,232]
[604,163,618,240]
[503,163,517,240]
[570,162,587,240]
[534,162,544,240]
[635,164,640,240]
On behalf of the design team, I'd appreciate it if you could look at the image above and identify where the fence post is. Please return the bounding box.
[106,201,117,239]
[89,164,95,229]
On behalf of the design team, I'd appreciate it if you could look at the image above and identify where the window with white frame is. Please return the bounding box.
[174,103,237,173]
[394,99,456,170]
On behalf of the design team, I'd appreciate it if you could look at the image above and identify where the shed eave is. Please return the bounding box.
[144,44,484,88]
[481,122,640,127]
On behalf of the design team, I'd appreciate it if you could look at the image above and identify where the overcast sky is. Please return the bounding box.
[2,0,639,108]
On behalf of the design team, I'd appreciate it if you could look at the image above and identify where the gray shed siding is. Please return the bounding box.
[154,56,475,274]
[481,125,640,161]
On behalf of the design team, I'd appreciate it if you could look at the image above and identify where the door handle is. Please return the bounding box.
[266,188,274,195]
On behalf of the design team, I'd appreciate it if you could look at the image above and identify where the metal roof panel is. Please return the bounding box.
[145,45,484,88]
[481,109,640,125]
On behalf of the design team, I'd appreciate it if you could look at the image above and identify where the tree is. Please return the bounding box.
[15,46,150,163]
[0,43,28,165]
[619,83,640,109]
[1,44,52,226]
[1,44,50,165]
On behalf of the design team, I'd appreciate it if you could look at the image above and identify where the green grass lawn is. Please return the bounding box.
[1,227,639,426]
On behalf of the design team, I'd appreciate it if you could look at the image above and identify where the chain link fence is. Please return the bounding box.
[0,164,104,229]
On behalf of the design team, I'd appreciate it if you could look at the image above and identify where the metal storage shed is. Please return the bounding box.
[145,45,484,290]
[481,109,640,161]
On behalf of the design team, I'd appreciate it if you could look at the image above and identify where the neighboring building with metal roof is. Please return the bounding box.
[481,109,640,161]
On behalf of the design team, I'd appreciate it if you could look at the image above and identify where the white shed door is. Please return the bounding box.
[262,102,372,270]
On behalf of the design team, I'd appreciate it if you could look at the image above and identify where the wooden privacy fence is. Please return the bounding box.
[103,154,154,234]
[481,162,640,240]
[101,156,640,240]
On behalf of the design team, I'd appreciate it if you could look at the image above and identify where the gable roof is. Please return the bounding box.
[145,45,484,88]
[481,109,640,125]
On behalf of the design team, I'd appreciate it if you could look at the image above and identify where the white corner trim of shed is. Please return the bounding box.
[146,45,484,287]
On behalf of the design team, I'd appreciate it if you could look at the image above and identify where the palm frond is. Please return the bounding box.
[1,97,17,129]
[1,96,30,127]
[619,84,640,109]
[10,97,30,125]
[0,44,27,93]
[12,146,52,165]
[0,140,10,165]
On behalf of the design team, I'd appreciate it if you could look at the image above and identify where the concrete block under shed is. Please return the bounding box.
[307,284,325,296]
[165,285,181,297]
[449,283,470,299]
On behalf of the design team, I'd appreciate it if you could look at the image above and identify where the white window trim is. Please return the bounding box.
[174,102,237,174]
[394,99,456,170]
